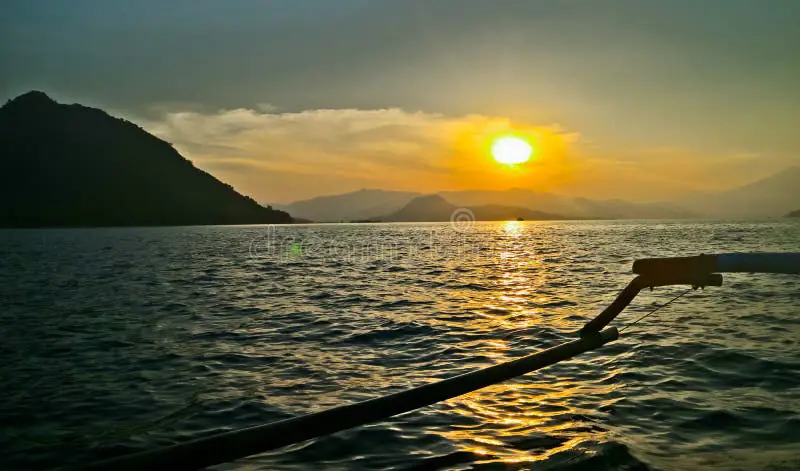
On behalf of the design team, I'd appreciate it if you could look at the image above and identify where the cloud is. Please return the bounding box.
[144,106,578,202]
[5,0,797,170]
[143,105,798,204]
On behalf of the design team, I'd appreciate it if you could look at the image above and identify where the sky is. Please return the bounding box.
[2,0,799,203]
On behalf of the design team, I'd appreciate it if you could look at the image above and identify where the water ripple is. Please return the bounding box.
[0,221,798,470]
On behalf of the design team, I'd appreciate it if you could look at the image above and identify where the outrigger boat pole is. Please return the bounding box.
[79,253,800,471]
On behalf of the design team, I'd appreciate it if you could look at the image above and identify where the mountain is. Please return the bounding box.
[788,209,800,218]
[278,165,800,221]
[383,194,566,222]
[274,189,421,222]
[440,189,695,219]
[278,188,695,222]
[0,91,292,227]
[675,167,800,217]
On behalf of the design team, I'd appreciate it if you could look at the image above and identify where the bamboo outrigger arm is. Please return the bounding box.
[76,253,800,471]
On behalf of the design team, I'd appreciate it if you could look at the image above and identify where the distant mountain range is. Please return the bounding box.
[383,195,566,222]
[0,91,292,227]
[278,189,421,222]
[439,189,694,219]
[274,189,693,222]
[675,166,800,218]
[275,167,800,222]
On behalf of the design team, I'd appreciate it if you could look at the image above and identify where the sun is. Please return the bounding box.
[491,136,533,165]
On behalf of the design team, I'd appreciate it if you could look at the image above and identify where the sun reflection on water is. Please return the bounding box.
[502,220,524,237]
[402,226,609,465]
[230,222,626,467]
[434,380,613,465]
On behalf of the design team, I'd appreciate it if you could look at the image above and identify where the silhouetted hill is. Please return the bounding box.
[278,188,695,222]
[382,195,454,222]
[0,91,292,227]
[788,209,800,218]
[273,189,421,222]
[383,194,566,222]
[279,165,800,221]
[675,167,800,217]
[441,189,695,219]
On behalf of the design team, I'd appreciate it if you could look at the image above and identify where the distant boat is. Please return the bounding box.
[516,217,524,221]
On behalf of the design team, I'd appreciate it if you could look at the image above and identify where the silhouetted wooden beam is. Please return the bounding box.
[79,327,619,471]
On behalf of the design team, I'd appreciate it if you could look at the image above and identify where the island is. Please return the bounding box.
[382,194,567,222]
[0,91,292,227]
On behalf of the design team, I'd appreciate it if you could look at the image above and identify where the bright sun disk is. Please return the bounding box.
[491,136,533,165]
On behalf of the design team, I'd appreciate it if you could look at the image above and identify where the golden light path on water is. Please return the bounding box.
[426,222,619,465]
[245,220,619,466]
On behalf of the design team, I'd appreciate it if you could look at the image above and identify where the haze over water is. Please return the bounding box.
[2,220,799,470]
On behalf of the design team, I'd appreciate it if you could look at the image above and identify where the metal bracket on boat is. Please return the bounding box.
[579,252,800,337]
[579,256,723,337]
